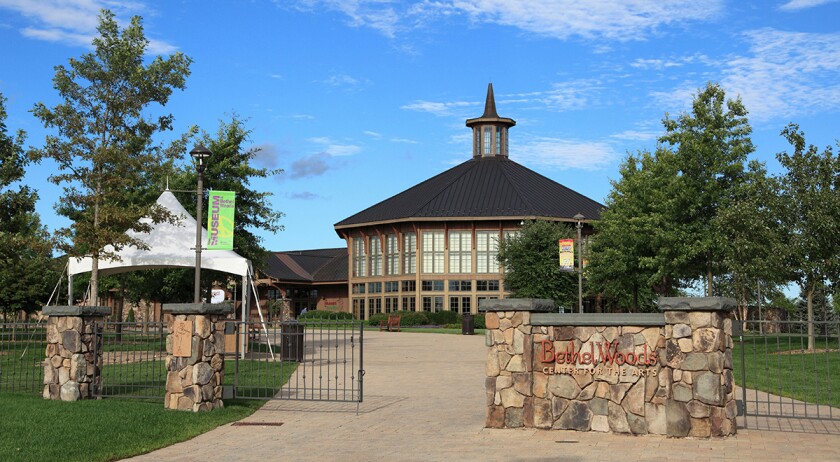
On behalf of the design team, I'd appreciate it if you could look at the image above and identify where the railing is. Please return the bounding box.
[93,322,167,400]
[232,319,364,403]
[737,319,840,422]
[0,322,46,395]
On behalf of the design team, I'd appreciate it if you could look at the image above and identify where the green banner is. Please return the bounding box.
[206,190,235,250]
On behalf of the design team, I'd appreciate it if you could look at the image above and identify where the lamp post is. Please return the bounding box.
[573,213,585,314]
[190,145,211,304]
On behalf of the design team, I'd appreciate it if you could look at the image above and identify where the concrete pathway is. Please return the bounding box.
[131,330,840,461]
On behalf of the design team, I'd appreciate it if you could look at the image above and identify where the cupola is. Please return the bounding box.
[465,83,516,158]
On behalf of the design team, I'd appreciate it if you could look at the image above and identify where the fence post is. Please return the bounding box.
[161,303,232,412]
[42,305,110,401]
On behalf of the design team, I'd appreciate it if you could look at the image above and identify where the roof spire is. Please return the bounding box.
[481,83,499,118]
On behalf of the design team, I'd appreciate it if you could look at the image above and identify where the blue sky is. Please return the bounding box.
[1,0,839,253]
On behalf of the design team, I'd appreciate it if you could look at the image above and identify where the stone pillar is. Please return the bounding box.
[42,306,110,401]
[161,303,232,412]
[660,297,737,437]
[480,298,555,429]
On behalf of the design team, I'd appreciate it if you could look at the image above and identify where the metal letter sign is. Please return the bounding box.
[207,190,235,250]
[559,239,574,272]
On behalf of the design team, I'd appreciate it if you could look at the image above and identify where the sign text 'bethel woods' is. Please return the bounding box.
[540,340,659,376]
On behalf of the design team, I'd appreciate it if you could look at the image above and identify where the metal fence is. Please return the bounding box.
[231,319,364,403]
[0,322,46,395]
[93,322,167,400]
[737,319,840,422]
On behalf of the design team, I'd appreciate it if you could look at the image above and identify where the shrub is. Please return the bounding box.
[428,310,459,325]
[125,308,135,323]
[299,310,354,321]
[474,313,486,329]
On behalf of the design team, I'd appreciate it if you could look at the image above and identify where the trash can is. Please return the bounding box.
[461,312,475,335]
[280,320,304,361]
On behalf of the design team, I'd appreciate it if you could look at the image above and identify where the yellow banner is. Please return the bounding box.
[559,239,574,272]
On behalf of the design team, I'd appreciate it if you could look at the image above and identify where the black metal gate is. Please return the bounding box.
[737,318,840,423]
[229,319,364,403]
[92,321,167,400]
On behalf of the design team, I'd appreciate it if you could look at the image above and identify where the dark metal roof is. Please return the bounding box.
[334,156,605,230]
[264,248,347,283]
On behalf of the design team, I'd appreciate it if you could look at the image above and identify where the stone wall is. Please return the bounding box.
[481,297,736,438]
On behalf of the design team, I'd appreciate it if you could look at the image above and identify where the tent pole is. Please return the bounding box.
[249,277,275,360]
[240,274,247,360]
[68,271,73,306]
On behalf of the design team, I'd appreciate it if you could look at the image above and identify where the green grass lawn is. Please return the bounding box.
[733,334,840,408]
[0,393,266,462]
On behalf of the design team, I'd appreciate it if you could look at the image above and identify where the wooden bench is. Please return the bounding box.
[379,315,401,332]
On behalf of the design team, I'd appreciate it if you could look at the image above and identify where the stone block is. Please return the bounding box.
[672,323,692,339]
[608,401,630,433]
[177,395,193,411]
[627,411,647,435]
[646,403,666,435]
[591,414,610,432]
[681,353,708,371]
[609,382,632,403]
[690,417,712,438]
[195,315,211,339]
[673,383,692,402]
[623,379,645,416]
[533,398,553,429]
[689,312,711,328]
[166,371,184,393]
[645,371,659,401]
[70,354,87,382]
[486,348,501,376]
[61,330,81,354]
[589,397,608,415]
[512,329,525,355]
[692,328,721,353]
[485,312,500,329]
[58,367,69,385]
[664,311,690,325]
[552,397,570,419]
[573,370,594,389]
[640,327,661,349]
[60,381,80,401]
[505,406,524,428]
[578,381,598,401]
[548,374,581,400]
[678,338,693,353]
[533,372,548,398]
[44,365,56,384]
[507,355,525,373]
[666,400,691,437]
[193,362,215,386]
[499,318,512,332]
[554,326,575,341]
[557,401,592,431]
[500,387,525,408]
[513,373,531,396]
[693,371,722,405]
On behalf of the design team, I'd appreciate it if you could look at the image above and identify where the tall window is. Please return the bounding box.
[483,127,491,156]
[476,231,500,273]
[403,232,416,274]
[353,237,366,277]
[495,127,501,156]
[449,231,472,273]
[386,234,398,276]
[449,296,472,314]
[402,296,416,311]
[422,296,443,312]
[370,237,382,276]
[422,231,444,274]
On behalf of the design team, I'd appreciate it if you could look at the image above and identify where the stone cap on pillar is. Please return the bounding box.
[162,302,233,315]
[658,296,736,312]
[479,298,555,313]
[42,305,111,317]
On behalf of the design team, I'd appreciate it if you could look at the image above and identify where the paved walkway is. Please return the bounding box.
[132,331,840,461]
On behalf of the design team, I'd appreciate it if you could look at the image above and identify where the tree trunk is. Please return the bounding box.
[706,263,713,297]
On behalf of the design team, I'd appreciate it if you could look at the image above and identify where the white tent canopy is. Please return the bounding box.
[67,190,252,304]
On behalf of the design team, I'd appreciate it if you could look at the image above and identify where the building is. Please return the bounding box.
[330,84,605,319]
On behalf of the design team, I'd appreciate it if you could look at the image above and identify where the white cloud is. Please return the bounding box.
[610,130,660,142]
[363,130,382,138]
[290,0,722,42]
[321,73,360,87]
[516,137,618,170]
[390,137,418,144]
[779,0,839,11]
[401,100,476,116]
[307,137,362,156]
[0,0,178,53]
[721,29,840,121]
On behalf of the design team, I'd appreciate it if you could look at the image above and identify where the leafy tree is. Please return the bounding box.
[717,160,788,328]
[659,82,754,295]
[29,10,192,306]
[170,115,284,267]
[775,123,840,350]
[0,94,58,318]
[587,149,682,312]
[497,220,576,309]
